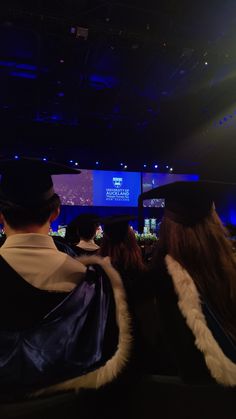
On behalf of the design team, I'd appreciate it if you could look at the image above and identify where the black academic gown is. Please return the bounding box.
[0,256,118,400]
[154,255,236,386]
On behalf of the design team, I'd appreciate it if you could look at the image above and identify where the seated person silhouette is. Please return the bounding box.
[139,180,236,386]
[99,215,146,296]
[0,158,131,401]
[66,214,100,257]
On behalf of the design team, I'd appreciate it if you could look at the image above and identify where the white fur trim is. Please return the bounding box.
[165,254,236,387]
[32,255,132,396]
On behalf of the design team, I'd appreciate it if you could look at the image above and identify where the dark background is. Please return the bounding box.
[0,1,236,180]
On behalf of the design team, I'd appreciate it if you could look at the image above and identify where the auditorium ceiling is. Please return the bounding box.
[1,0,236,179]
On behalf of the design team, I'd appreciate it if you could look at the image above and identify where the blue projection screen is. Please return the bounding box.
[93,170,141,207]
[53,170,141,207]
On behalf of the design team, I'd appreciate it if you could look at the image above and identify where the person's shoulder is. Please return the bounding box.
[63,253,87,273]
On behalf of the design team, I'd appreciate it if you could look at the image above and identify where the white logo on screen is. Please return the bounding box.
[112,177,123,188]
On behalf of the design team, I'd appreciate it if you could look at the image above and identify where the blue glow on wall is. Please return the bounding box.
[16,63,36,70]
[229,208,236,225]
[89,74,118,89]
[10,71,37,79]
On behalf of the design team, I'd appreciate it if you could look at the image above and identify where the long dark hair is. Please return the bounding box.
[155,208,236,340]
[99,226,146,274]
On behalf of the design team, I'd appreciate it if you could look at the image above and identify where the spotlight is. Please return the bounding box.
[14,155,19,159]
[96,161,99,165]
[120,163,123,166]
[69,160,73,163]
[143,164,147,168]
[166,165,169,169]
[75,162,79,166]
[42,157,47,161]
[170,167,173,172]
[154,164,158,169]
[124,165,128,169]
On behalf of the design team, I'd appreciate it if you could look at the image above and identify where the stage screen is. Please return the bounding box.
[53,170,141,207]
[93,170,141,207]
[142,173,199,207]
[53,170,93,206]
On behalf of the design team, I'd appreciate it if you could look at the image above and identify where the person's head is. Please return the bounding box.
[142,180,235,263]
[0,157,80,233]
[0,195,61,230]
[76,214,99,241]
[103,216,131,244]
[157,206,232,273]
[99,215,145,272]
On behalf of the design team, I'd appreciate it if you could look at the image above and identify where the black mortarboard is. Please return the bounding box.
[75,213,100,225]
[0,157,81,206]
[138,180,236,226]
[100,215,137,243]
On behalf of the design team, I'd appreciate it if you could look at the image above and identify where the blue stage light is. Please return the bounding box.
[50,114,61,121]
[16,63,37,71]
[10,71,37,79]
[14,155,19,159]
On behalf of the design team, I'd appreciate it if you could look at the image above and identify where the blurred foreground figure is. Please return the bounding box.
[140,180,236,385]
[0,158,131,401]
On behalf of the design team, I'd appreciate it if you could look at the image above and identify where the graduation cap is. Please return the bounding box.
[0,157,81,207]
[75,213,100,225]
[100,215,137,243]
[74,213,101,234]
[138,180,236,229]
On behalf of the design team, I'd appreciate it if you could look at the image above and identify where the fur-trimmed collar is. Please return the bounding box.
[165,255,236,387]
[33,255,132,396]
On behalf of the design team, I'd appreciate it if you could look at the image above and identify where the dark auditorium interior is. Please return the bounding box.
[1,0,236,180]
[1,2,236,418]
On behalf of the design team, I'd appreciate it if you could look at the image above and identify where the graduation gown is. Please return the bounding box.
[156,255,236,386]
[0,255,131,400]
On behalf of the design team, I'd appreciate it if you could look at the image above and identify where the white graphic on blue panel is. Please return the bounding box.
[112,177,123,188]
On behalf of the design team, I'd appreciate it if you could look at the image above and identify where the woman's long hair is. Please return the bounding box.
[99,226,146,275]
[155,208,236,341]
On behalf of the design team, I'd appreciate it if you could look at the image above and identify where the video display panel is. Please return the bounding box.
[52,170,93,206]
[142,173,199,207]
[93,170,141,207]
[53,169,141,207]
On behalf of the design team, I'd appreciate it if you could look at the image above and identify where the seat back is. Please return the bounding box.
[129,375,236,419]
